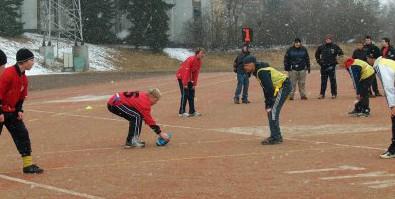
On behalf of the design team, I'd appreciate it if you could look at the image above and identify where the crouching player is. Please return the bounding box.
[367,55,395,158]
[243,55,292,145]
[338,56,375,117]
[107,88,170,148]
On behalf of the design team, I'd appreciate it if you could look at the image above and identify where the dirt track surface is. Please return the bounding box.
[2,71,395,199]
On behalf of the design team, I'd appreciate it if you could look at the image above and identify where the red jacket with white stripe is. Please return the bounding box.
[176,55,202,86]
[107,91,157,127]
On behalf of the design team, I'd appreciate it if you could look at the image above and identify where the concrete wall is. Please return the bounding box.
[21,0,38,30]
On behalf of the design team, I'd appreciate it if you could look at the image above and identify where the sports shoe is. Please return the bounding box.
[178,113,190,118]
[23,164,44,174]
[242,100,251,104]
[375,93,383,97]
[348,109,359,115]
[289,97,294,100]
[261,137,283,145]
[124,140,145,149]
[301,96,308,100]
[234,98,240,104]
[356,112,370,117]
[380,151,395,159]
[331,95,337,99]
[318,95,325,99]
[189,112,202,117]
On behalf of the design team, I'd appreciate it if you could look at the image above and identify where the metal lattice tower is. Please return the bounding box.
[40,0,83,46]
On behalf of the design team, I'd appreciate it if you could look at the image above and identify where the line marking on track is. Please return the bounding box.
[286,165,366,174]
[362,180,395,189]
[0,174,105,199]
[24,109,389,153]
[27,73,233,105]
[320,171,395,180]
[39,146,345,172]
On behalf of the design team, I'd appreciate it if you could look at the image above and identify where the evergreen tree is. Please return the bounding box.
[81,0,116,44]
[120,0,173,51]
[0,0,24,37]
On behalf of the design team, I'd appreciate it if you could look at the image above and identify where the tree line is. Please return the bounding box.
[1,0,395,50]
[186,0,395,49]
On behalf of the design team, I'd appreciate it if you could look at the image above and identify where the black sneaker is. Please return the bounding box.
[23,164,44,174]
[261,137,282,145]
[348,109,359,115]
[234,98,240,104]
[380,151,395,159]
[356,112,370,117]
[124,140,145,149]
[375,93,383,97]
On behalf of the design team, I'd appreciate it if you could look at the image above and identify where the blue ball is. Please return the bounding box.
[156,133,172,146]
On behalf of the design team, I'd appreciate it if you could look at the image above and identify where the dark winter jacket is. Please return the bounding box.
[381,46,395,60]
[233,52,250,73]
[315,43,344,68]
[363,44,380,59]
[352,49,367,61]
[284,46,310,71]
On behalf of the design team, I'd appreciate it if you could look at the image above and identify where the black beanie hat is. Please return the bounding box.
[0,49,6,65]
[243,55,256,65]
[294,38,301,43]
[16,48,34,63]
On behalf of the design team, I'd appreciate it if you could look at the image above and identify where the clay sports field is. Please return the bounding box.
[1,70,395,199]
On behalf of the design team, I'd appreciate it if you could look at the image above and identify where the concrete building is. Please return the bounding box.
[19,0,262,44]
[20,0,39,31]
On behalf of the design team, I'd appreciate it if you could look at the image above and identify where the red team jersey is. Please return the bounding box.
[0,65,28,113]
[176,55,202,86]
[108,91,156,126]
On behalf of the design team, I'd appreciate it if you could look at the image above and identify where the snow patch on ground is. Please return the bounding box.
[163,48,194,62]
[0,33,116,76]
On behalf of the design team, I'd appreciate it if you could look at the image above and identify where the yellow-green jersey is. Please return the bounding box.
[345,58,375,95]
[253,62,288,108]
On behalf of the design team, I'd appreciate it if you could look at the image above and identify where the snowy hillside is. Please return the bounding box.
[0,33,117,76]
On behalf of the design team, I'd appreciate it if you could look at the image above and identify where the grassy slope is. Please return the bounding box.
[112,44,357,73]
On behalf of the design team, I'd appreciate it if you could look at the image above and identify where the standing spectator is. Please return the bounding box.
[284,38,310,100]
[243,55,291,145]
[233,45,251,104]
[363,36,382,97]
[176,48,205,117]
[352,40,367,61]
[0,48,43,174]
[366,55,395,158]
[315,34,344,99]
[0,49,6,75]
[364,36,381,59]
[381,37,395,60]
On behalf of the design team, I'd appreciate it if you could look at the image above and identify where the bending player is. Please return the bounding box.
[337,55,375,117]
[243,55,292,145]
[367,54,395,158]
[107,88,170,148]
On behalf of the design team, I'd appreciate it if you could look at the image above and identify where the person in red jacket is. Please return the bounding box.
[107,88,170,148]
[176,48,205,117]
[0,48,43,174]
